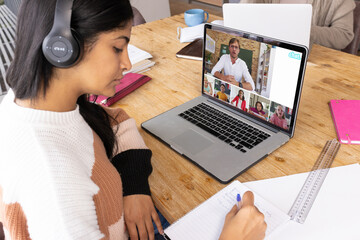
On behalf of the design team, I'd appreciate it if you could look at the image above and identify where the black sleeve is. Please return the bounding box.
[112,149,153,196]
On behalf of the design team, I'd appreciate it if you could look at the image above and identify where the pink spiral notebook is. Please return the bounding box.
[329,100,360,144]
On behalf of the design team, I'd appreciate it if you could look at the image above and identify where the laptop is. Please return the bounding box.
[223,3,312,48]
[142,24,308,183]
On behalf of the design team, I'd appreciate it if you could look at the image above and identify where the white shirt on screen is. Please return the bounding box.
[211,54,255,90]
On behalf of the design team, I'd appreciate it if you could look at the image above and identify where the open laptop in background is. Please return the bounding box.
[223,3,312,48]
[142,24,308,183]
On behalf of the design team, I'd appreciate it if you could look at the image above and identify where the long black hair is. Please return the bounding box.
[238,89,245,101]
[6,0,134,159]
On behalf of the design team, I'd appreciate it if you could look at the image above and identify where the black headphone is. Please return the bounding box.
[42,0,82,68]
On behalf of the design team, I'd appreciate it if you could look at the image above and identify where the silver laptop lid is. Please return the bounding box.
[202,24,308,137]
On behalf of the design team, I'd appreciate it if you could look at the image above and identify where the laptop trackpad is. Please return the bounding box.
[171,129,213,155]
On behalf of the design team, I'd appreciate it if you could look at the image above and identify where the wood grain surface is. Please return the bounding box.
[112,14,360,223]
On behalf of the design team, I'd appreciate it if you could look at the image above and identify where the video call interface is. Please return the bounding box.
[203,28,304,131]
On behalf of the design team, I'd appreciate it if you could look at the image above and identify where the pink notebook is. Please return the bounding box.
[329,100,360,144]
[89,73,151,107]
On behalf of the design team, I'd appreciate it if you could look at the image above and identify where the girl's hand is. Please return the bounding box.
[219,191,267,240]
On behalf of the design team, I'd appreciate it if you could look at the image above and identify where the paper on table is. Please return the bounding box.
[177,20,224,43]
[244,164,360,240]
[126,44,155,74]
[127,44,153,65]
[164,180,289,240]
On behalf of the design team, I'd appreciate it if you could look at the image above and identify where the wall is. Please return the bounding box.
[131,0,171,22]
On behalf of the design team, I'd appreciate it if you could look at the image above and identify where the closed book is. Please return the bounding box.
[89,73,151,107]
[329,100,360,144]
[176,38,203,61]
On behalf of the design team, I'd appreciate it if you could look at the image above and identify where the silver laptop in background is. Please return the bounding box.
[142,24,308,183]
[223,3,312,48]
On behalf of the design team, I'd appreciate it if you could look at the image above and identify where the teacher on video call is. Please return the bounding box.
[211,38,255,91]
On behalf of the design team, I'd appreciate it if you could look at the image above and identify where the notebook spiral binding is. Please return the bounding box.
[288,139,341,224]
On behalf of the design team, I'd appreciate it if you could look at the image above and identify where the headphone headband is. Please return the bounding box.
[52,0,73,37]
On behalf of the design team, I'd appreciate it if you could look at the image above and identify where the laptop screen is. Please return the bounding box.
[202,24,308,135]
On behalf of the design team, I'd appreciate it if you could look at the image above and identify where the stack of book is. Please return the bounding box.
[125,44,155,74]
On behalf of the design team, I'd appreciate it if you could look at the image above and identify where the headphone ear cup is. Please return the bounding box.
[71,28,83,61]
[42,29,82,68]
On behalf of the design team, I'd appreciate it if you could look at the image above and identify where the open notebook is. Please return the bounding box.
[163,180,289,240]
[163,164,360,240]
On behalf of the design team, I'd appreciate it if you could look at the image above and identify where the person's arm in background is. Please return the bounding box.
[211,55,226,79]
[214,71,225,80]
[242,65,255,91]
[213,57,236,83]
[241,0,355,50]
[231,95,238,104]
[242,82,254,91]
[212,56,238,84]
[105,107,164,240]
[282,119,288,130]
[241,100,247,111]
[310,0,355,50]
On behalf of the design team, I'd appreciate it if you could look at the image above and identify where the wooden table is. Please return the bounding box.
[114,14,360,223]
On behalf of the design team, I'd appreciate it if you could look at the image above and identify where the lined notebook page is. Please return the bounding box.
[164,180,289,240]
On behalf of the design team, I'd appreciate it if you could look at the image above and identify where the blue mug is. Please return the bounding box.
[184,9,209,27]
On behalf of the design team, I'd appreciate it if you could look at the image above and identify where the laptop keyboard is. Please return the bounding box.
[178,103,270,153]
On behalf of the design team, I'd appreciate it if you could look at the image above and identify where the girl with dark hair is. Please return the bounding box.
[250,101,266,119]
[231,89,247,111]
[1,0,161,239]
[0,0,266,239]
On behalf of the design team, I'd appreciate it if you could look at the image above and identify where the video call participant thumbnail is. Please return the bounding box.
[231,89,247,112]
[216,83,229,102]
[211,38,255,91]
[250,101,266,120]
[269,104,288,130]
[204,76,213,96]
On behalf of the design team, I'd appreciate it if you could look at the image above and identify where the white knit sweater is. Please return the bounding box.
[0,90,131,239]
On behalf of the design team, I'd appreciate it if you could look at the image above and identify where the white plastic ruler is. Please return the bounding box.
[288,139,341,224]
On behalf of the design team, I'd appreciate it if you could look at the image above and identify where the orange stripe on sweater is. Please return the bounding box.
[91,132,126,238]
[0,186,31,240]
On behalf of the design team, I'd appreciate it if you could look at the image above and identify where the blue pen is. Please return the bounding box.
[237,193,241,209]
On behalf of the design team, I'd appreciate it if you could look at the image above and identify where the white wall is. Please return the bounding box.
[131,0,171,23]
